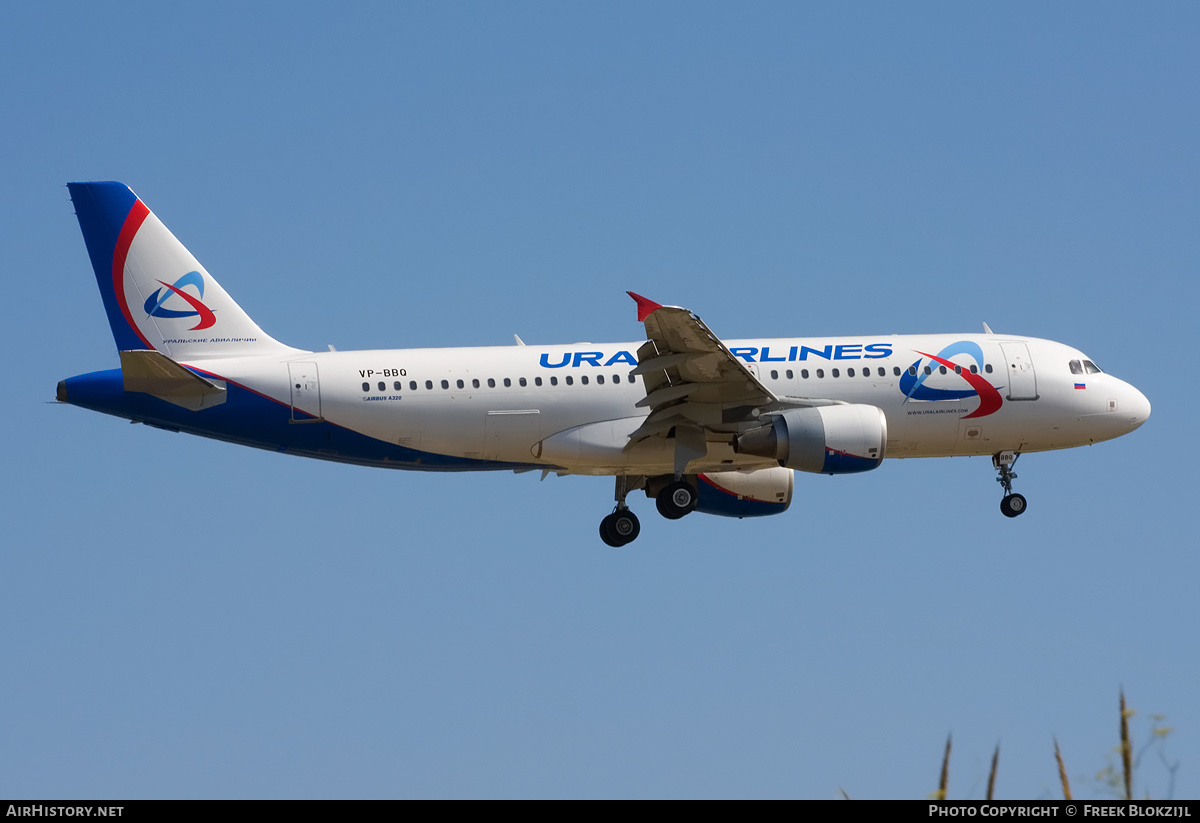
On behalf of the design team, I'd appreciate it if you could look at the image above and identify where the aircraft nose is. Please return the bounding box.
[1127,385,1151,431]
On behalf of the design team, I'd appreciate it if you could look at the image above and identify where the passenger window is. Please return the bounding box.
[394,381,402,390]
[908,366,917,376]
[969,366,977,375]
[535,377,543,386]
[786,370,793,379]
[770,370,779,379]
[985,364,993,373]
[816,369,825,378]
[410,381,417,390]
[832,368,840,378]
[597,375,605,385]
[441,380,449,390]
[581,375,588,385]
[487,378,495,388]
[878,367,886,377]
[894,367,901,376]
[847,368,855,377]
[519,377,527,387]
[378,381,386,391]
[954,365,962,375]
[566,376,574,386]
[504,378,512,387]
[801,369,809,379]
[612,374,620,384]
[362,382,370,392]
[924,366,932,375]
[425,380,433,390]
[550,376,558,386]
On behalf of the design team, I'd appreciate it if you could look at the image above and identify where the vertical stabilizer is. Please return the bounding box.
[68,182,304,360]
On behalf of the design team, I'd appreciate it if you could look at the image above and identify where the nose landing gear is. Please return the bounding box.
[993,451,1027,518]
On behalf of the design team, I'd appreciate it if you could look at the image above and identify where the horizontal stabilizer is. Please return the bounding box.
[120,350,226,410]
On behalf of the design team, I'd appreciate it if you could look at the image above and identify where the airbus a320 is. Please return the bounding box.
[57,182,1151,546]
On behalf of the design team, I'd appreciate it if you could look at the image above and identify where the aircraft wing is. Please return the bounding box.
[625,292,783,453]
[625,293,846,471]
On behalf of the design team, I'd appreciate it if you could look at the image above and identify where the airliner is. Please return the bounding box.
[58,182,1151,546]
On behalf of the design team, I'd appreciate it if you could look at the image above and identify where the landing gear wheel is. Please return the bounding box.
[1000,493,1027,518]
[993,452,1025,519]
[656,480,697,520]
[600,510,641,547]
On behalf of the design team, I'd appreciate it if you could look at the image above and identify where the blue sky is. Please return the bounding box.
[3,2,1196,799]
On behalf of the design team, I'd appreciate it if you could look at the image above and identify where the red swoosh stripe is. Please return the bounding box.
[915,351,1003,419]
[156,279,217,330]
[112,199,154,349]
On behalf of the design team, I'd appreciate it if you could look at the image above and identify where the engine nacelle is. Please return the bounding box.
[695,467,794,518]
[735,405,887,474]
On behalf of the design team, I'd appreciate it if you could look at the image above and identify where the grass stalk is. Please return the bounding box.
[987,745,999,801]
[1121,689,1133,801]
[1054,737,1073,800]
[935,734,951,800]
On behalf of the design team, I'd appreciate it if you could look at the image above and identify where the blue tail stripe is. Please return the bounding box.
[68,182,143,352]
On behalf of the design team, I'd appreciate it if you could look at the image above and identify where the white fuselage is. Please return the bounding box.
[189,332,1150,476]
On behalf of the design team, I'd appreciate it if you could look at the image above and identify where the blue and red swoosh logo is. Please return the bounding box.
[143,271,216,331]
[898,341,1003,419]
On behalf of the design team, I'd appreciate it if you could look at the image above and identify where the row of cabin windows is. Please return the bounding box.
[362,361,1002,393]
[767,363,994,380]
[362,374,638,393]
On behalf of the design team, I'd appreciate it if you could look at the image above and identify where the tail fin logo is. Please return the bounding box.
[143,271,217,331]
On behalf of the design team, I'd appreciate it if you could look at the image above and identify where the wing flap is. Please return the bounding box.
[623,293,849,473]
[627,292,777,429]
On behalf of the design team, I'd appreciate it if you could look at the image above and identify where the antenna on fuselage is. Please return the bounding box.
[982,322,994,335]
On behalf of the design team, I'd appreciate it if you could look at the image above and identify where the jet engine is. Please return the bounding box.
[735,405,887,474]
[695,467,794,518]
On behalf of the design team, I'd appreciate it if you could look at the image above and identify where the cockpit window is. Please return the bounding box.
[1069,359,1083,375]
[1083,360,1103,374]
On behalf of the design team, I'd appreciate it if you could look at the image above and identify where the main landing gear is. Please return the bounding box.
[655,477,698,520]
[597,474,699,546]
[599,508,640,547]
[993,451,1027,518]
[600,475,642,547]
